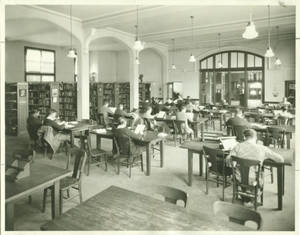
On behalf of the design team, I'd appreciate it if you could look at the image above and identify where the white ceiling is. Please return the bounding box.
[6,5,296,50]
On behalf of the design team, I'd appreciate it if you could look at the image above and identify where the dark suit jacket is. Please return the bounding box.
[226,117,249,127]
[44,119,65,135]
[27,115,43,140]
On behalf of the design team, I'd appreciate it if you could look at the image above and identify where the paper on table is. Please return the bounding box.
[158,132,168,138]
[94,129,107,134]
[135,124,145,135]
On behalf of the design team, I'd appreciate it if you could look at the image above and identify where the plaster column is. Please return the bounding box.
[162,55,169,102]
[77,47,90,119]
[129,50,139,109]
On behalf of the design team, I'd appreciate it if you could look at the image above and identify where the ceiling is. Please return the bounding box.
[6,5,296,50]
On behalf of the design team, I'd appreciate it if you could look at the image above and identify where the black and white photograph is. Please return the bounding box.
[0,0,299,233]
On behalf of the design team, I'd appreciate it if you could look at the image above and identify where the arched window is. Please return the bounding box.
[199,50,264,108]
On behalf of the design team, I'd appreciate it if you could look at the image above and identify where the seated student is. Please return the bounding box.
[176,105,194,139]
[140,106,157,130]
[113,117,146,155]
[280,97,291,108]
[185,101,195,112]
[226,108,249,127]
[130,108,143,128]
[114,104,131,121]
[27,109,43,141]
[44,109,70,143]
[99,100,114,125]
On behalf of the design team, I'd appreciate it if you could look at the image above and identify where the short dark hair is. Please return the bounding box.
[243,129,257,138]
[281,106,287,112]
[30,109,40,115]
[234,108,243,115]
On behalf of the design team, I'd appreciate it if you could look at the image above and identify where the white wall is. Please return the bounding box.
[5,40,75,83]
[168,37,295,101]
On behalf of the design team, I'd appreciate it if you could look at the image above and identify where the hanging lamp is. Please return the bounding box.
[265,5,275,58]
[274,26,282,66]
[242,13,259,39]
[217,33,223,68]
[67,5,76,58]
[171,38,176,69]
[189,16,196,63]
[133,5,145,51]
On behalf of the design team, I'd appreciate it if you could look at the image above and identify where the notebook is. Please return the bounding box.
[219,137,238,151]
[135,124,145,135]
[156,111,166,119]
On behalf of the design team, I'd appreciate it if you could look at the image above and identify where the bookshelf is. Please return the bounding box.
[59,82,77,121]
[5,83,29,136]
[103,83,115,107]
[116,82,130,111]
[139,83,151,106]
[28,82,60,120]
[90,82,104,121]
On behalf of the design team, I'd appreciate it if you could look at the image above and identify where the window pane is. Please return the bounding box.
[238,53,244,68]
[215,54,221,68]
[26,49,41,72]
[231,52,237,68]
[247,54,255,67]
[26,75,41,82]
[207,56,213,69]
[41,51,54,62]
[42,75,54,82]
[201,59,207,69]
[255,56,262,67]
[41,62,54,73]
[222,53,228,68]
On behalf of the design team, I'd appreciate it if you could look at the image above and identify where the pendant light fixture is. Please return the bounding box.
[274,26,282,66]
[265,5,275,58]
[133,5,145,51]
[217,33,223,68]
[171,38,176,70]
[189,16,196,63]
[242,13,259,39]
[135,51,140,65]
[67,5,76,58]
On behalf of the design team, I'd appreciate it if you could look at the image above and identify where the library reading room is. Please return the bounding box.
[2,1,297,232]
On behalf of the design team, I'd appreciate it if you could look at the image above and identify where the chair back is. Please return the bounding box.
[213,201,262,230]
[71,148,87,180]
[143,118,154,131]
[203,146,226,174]
[230,156,262,187]
[152,185,188,207]
[113,132,132,156]
[276,116,289,125]
[231,125,248,142]
[267,126,285,140]
[98,113,106,126]
[174,120,186,135]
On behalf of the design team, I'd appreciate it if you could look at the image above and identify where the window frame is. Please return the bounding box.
[24,46,56,82]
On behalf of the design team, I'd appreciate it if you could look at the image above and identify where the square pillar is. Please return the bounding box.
[129,50,139,109]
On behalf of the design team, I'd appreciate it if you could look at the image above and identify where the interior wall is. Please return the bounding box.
[139,49,163,98]
[5,40,75,83]
[168,37,295,101]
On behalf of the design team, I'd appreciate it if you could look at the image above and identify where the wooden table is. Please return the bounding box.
[180,141,292,210]
[251,123,295,149]
[189,117,209,141]
[202,110,227,131]
[5,163,71,230]
[41,185,250,231]
[91,130,165,176]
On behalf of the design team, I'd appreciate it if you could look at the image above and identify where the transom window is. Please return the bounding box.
[25,47,55,82]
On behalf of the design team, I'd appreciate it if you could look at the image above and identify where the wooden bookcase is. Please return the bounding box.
[59,82,77,121]
[90,82,105,121]
[5,83,29,136]
[116,82,130,111]
[28,82,60,121]
[139,83,151,106]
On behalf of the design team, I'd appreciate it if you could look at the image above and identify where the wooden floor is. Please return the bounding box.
[5,129,295,231]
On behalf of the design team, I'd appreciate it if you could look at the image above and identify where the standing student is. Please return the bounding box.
[176,105,194,139]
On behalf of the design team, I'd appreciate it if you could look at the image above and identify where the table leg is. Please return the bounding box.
[96,136,101,149]
[188,150,193,186]
[194,123,198,139]
[220,114,223,131]
[282,166,285,196]
[286,133,291,149]
[70,132,74,146]
[51,180,61,217]
[277,166,283,210]
[199,152,203,176]
[160,140,164,168]
[200,123,204,142]
[146,144,151,176]
[5,203,14,230]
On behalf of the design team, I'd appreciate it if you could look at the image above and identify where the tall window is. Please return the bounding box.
[25,47,55,82]
[200,50,264,107]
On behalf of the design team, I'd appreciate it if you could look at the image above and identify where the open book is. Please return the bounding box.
[219,136,238,151]
[135,124,145,135]
[156,111,166,119]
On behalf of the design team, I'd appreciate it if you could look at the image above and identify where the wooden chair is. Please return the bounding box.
[230,156,263,210]
[266,126,285,148]
[151,185,188,207]
[42,148,87,216]
[84,132,108,175]
[203,146,232,201]
[113,134,144,178]
[213,201,262,230]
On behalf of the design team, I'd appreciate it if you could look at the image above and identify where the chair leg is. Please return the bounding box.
[140,155,144,172]
[205,168,209,195]
[129,163,132,178]
[42,189,48,213]
[86,155,90,176]
[59,190,63,215]
[28,195,32,204]
[78,182,83,203]
[270,167,274,184]
[254,188,257,211]
[222,176,226,201]
[117,157,120,175]
[104,155,108,172]
[66,189,70,198]
[216,176,219,187]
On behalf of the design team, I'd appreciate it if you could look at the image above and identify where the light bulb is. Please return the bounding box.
[189,54,196,63]
[264,46,275,58]
[133,40,144,51]
[242,21,259,39]
[67,48,77,58]
[171,64,176,70]
[274,57,282,66]
[135,57,140,65]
